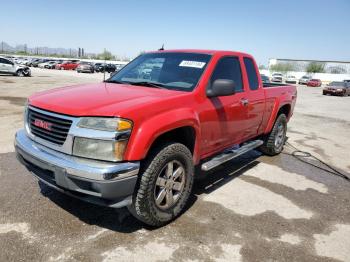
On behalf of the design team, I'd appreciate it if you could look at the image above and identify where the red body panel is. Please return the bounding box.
[56,62,79,70]
[307,79,322,87]
[29,50,297,164]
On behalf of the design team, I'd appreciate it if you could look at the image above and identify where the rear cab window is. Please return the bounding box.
[209,57,244,93]
[243,57,259,90]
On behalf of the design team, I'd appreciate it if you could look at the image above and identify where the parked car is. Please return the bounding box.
[47,61,63,69]
[285,75,297,84]
[95,63,116,73]
[271,73,283,82]
[344,79,350,83]
[298,75,312,85]
[56,61,80,70]
[25,58,40,67]
[77,62,94,73]
[0,56,31,76]
[323,82,350,96]
[38,61,56,69]
[15,49,297,226]
[32,59,50,67]
[260,74,270,83]
[17,58,30,65]
[307,79,322,87]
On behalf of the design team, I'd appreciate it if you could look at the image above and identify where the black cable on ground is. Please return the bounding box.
[283,141,350,182]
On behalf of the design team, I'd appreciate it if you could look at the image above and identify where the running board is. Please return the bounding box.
[201,140,264,171]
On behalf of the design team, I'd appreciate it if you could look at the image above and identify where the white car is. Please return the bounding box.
[0,56,31,76]
[38,61,53,68]
[39,61,58,69]
[285,75,297,84]
[271,73,283,83]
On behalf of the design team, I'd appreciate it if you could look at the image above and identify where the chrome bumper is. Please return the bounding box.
[15,129,140,207]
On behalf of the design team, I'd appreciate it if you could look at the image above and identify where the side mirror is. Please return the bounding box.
[207,79,235,97]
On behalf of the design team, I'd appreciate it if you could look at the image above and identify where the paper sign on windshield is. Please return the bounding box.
[179,61,206,69]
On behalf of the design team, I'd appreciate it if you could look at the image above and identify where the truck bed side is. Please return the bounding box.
[259,84,297,135]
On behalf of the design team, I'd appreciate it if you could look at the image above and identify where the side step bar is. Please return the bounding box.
[201,140,264,171]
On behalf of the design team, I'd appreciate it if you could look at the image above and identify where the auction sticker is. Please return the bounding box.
[179,61,206,68]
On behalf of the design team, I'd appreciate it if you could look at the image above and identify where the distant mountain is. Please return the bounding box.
[0,41,79,56]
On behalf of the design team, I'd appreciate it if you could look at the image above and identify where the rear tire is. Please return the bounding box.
[259,114,287,156]
[128,142,194,227]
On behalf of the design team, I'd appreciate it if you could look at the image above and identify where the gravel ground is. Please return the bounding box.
[0,68,349,262]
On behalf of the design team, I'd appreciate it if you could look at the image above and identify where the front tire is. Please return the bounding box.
[128,142,194,227]
[16,70,24,77]
[259,114,287,156]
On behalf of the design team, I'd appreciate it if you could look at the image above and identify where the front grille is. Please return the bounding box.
[28,108,72,145]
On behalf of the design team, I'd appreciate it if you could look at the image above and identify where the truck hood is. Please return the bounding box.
[29,82,188,117]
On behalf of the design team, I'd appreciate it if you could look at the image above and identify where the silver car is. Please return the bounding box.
[0,57,31,76]
[298,75,312,85]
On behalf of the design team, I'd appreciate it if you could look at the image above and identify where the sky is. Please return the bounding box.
[1,0,349,65]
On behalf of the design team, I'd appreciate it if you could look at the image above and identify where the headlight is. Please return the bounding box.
[74,118,132,161]
[73,137,128,161]
[336,89,343,91]
[77,117,132,132]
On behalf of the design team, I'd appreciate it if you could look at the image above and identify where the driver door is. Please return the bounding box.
[199,56,249,156]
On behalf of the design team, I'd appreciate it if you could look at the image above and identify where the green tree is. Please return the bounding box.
[98,50,113,60]
[16,50,28,55]
[306,62,325,73]
[270,62,295,73]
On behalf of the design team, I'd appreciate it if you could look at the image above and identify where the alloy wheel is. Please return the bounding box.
[154,160,186,210]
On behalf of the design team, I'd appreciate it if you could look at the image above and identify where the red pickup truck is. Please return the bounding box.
[15,50,297,226]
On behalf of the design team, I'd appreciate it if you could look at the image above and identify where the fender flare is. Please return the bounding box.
[264,100,291,134]
[124,108,201,163]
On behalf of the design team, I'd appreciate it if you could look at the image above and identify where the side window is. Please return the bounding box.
[210,57,244,93]
[0,58,11,64]
[4,59,14,65]
[244,57,259,90]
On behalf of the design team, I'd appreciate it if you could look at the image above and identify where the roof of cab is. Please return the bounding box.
[147,49,252,57]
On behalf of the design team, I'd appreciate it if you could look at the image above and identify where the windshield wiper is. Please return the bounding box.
[128,81,166,89]
[104,79,128,84]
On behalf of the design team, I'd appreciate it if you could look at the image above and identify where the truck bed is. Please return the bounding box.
[263,82,293,88]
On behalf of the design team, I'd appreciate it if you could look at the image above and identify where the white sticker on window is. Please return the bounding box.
[179,60,206,69]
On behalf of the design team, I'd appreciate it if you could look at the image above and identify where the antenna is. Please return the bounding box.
[103,48,106,82]
[158,44,164,51]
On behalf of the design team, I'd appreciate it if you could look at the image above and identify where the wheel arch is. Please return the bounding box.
[264,102,292,134]
[124,109,201,164]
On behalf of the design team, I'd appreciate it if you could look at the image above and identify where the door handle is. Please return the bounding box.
[241,98,249,106]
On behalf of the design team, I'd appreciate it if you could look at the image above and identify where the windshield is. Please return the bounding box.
[108,52,211,91]
[329,82,345,87]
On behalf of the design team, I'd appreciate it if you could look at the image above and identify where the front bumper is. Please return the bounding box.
[15,129,140,208]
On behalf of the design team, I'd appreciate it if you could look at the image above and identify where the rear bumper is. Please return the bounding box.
[323,90,344,96]
[15,129,140,208]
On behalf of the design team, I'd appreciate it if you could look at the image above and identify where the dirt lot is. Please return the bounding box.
[0,68,349,262]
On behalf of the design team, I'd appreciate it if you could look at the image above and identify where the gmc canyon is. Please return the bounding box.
[15,50,297,226]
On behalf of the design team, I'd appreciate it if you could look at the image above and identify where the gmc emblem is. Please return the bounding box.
[33,119,52,131]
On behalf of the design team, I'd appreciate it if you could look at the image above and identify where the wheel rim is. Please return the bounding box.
[154,160,186,210]
[275,123,285,149]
